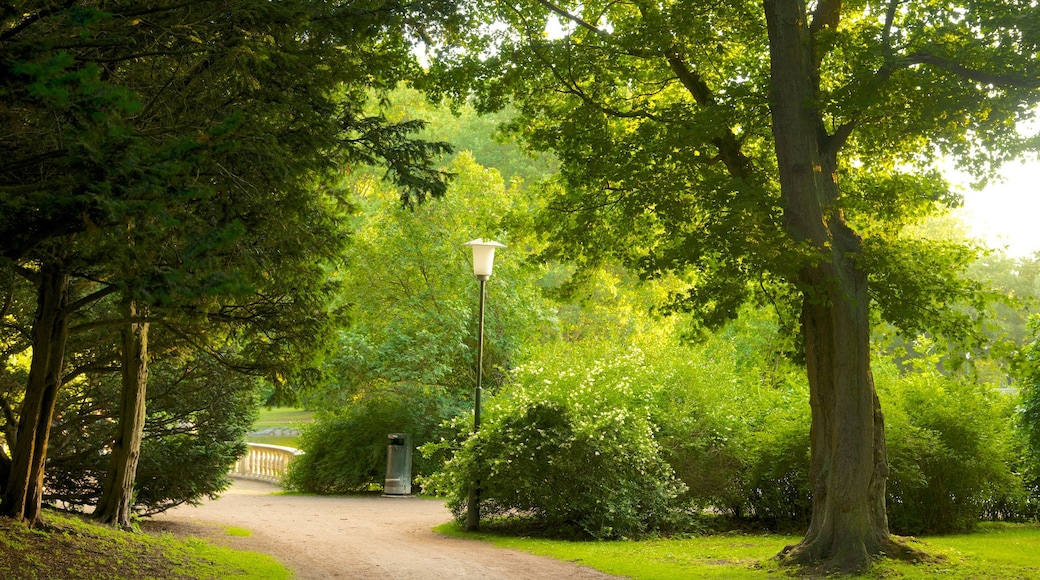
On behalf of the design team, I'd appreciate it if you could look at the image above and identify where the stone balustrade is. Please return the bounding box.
[231,443,303,483]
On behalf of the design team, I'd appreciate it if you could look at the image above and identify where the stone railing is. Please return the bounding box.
[231,443,303,483]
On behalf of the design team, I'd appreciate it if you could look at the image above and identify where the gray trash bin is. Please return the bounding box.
[384,433,412,495]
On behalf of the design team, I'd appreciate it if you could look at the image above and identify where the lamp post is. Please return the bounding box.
[463,238,505,532]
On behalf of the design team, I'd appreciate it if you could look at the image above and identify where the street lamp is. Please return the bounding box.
[463,238,505,532]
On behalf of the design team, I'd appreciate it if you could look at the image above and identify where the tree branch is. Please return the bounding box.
[809,0,842,37]
[62,362,121,387]
[65,284,120,315]
[822,121,858,158]
[906,51,1040,89]
[0,266,13,322]
[533,0,604,36]
[0,0,77,42]
[69,316,162,336]
[880,0,900,55]
[12,264,40,286]
[665,53,715,106]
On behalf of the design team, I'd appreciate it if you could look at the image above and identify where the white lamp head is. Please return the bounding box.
[464,238,506,280]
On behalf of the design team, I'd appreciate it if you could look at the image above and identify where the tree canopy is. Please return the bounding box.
[424,0,1040,572]
[0,0,457,526]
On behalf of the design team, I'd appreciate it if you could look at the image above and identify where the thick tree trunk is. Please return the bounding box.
[94,300,149,529]
[0,264,70,526]
[764,0,895,573]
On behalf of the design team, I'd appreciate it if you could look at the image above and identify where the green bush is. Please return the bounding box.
[648,315,810,528]
[736,397,812,529]
[284,385,454,494]
[422,344,688,539]
[651,324,1025,535]
[877,360,1023,535]
[1017,316,1040,512]
[419,313,1029,538]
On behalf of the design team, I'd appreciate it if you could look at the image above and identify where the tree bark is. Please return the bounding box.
[0,263,70,526]
[93,299,149,529]
[764,0,896,573]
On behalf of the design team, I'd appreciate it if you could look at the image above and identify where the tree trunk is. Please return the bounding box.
[1,264,70,526]
[0,395,16,496]
[94,300,149,529]
[764,0,896,573]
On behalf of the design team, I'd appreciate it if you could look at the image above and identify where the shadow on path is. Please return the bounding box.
[147,478,619,579]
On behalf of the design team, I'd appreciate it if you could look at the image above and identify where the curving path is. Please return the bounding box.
[147,479,619,579]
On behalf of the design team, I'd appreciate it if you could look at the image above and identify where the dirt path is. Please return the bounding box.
[146,479,620,579]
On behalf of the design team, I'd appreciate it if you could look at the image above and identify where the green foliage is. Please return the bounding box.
[735,400,812,530]
[426,0,1040,337]
[312,152,552,409]
[422,305,1030,537]
[283,386,450,494]
[44,345,258,515]
[423,343,689,539]
[1016,316,1040,499]
[0,0,464,523]
[878,351,1026,535]
[650,310,812,529]
[290,143,560,497]
[381,87,559,187]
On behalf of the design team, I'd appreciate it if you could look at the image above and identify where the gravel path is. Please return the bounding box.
[147,478,620,579]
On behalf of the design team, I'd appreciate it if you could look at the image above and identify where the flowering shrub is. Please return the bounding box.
[422,345,688,539]
[422,319,1030,537]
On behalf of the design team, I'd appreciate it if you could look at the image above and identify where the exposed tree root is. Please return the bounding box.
[777,535,940,576]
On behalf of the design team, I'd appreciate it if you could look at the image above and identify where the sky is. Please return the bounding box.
[952,159,1040,258]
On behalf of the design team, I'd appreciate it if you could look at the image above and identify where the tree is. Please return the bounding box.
[288,151,555,491]
[427,0,1040,572]
[92,298,148,528]
[0,0,455,527]
[319,152,549,405]
[43,331,260,517]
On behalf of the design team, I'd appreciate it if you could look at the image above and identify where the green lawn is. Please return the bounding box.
[437,522,1040,579]
[253,408,314,429]
[247,407,314,448]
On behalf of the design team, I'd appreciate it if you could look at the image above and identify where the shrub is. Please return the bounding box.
[1017,316,1040,511]
[422,344,688,539]
[649,316,810,528]
[878,360,1024,535]
[421,316,1029,538]
[284,385,454,494]
[735,396,812,529]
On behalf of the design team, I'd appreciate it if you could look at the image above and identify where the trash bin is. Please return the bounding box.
[384,433,412,495]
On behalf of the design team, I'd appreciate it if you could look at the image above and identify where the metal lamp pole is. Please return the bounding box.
[463,239,505,532]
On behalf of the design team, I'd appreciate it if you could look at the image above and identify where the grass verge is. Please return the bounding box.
[0,510,290,580]
[435,521,1040,579]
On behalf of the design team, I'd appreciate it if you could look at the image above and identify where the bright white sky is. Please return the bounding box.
[952,159,1040,258]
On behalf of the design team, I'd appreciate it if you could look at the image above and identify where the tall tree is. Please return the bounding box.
[0,0,455,527]
[428,0,1040,572]
[92,298,148,528]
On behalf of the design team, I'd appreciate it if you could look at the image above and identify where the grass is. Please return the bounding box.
[224,526,253,537]
[0,511,290,579]
[253,408,314,429]
[247,407,314,448]
[435,521,1040,579]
